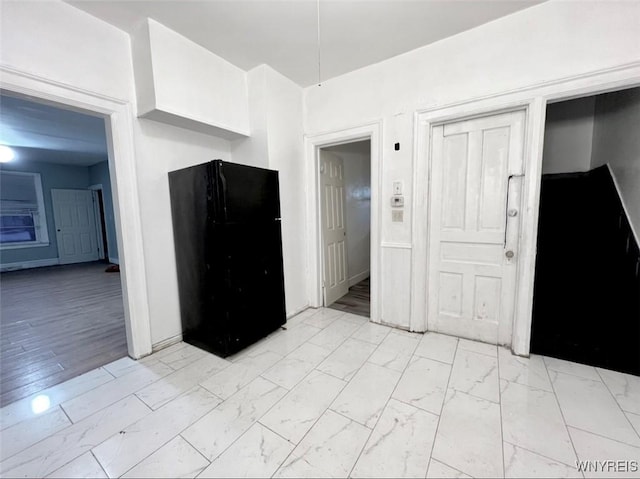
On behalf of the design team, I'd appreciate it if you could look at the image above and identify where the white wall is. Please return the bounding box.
[324,141,371,285]
[0,1,134,101]
[304,0,640,329]
[132,19,250,139]
[542,97,595,174]
[591,88,640,239]
[230,66,269,168]
[0,0,234,347]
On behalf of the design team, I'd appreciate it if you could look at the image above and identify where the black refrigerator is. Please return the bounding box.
[169,160,286,357]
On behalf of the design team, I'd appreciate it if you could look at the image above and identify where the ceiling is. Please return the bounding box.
[0,94,109,166]
[0,1,543,159]
[67,0,543,87]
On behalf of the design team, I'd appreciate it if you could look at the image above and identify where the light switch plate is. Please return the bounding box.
[391,195,404,207]
[393,181,403,195]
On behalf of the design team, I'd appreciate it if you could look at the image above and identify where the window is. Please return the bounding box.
[0,171,49,248]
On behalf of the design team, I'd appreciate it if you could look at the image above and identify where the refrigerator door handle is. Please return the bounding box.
[218,165,228,221]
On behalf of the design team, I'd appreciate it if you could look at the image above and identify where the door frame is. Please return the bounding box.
[413,62,640,356]
[88,184,107,261]
[305,122,381,321]
[51,188,100,264]
[1,65,153,359]
[417,106,530,348]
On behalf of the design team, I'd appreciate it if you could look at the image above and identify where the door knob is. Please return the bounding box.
[505,250,515,259]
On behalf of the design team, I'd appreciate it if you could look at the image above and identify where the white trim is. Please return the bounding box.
[606,163,640,246]
[348,270,370,287]
[0,257,59,272]
[304,121,382,323]
[0,66,153,359]
[412,62,640,357]
[89,185,106,260]
[151,334,183,353]
[0,242,50,250]
[286,304,311,320]
[381,242,412,250]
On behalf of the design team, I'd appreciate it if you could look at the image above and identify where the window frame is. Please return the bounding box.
[0,171,50,249]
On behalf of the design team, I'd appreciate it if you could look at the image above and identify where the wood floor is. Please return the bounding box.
[329,277,370,317]
[0,262,127,407]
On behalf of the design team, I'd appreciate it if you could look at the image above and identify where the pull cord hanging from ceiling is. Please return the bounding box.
[317,0,322,86]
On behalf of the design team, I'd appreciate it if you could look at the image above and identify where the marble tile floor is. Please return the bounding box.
[1,307,639,478]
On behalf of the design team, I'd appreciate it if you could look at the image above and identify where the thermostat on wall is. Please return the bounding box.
[391,195,404,207]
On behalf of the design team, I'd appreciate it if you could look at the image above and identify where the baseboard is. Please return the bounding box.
[286,303,311,319]
[108,256,120,265]
[152,334,183,353]
[348,270,370,287]
[0,257,59,272]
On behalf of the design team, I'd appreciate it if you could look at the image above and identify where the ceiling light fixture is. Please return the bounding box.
[0,145,15,163]
[317,0,322,86]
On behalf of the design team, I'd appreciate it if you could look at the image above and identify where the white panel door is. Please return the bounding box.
[320,151,349,306]
[51,189,100,264]
[427,110,525,345]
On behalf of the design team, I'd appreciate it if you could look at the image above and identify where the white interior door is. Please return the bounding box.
[320,150,349,305]
[427,110,525,345]
[51,189,100,264]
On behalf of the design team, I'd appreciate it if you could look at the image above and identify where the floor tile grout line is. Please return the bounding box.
[548,362,640,451]
[497,344,506,478]
[566,424,640,450]
[0,367,118,432]
[594,367,640,444]
[179,381,287,472]
[543,356,603,382]
[58,402,74,427]
[0,406,73,463]
[158,365,275,468]
[327,407,374,430]
[457,345,499,359]
[502,440,583,470]
[178,432,213,468]
[90,449,110,478]
[425,337,459,478]
[447,388,501,405]
[543,356,585,479]
[257,420,297,445]
[98,385,221,478]
[243,320,358,437]
[346,332,423,478]
[390,396,440,418]
[59,365,175,424]
[102,366,118,380]
[412,351,456,367]
[266,313,380,477]
[428,458,471,478]
[268,376,351,477]
[113,430,186,478]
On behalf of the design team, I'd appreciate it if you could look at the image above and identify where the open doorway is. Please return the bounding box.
[531,87,640,375]
[319,140,371,318]
[0,93,127,406]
